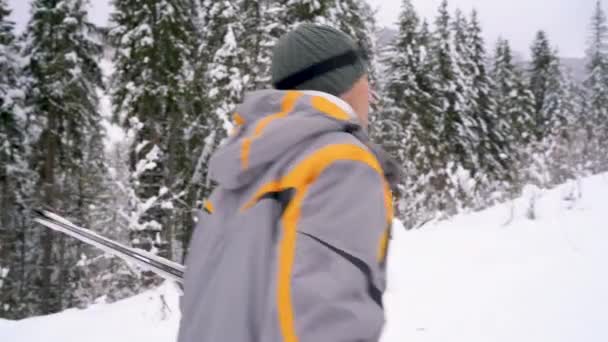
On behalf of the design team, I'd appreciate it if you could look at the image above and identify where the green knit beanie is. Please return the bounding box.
[271,24,367,96]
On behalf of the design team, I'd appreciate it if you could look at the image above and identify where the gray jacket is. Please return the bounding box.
[178,89,397,342]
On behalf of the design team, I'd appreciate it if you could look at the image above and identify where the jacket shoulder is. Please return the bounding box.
[280,130,384,184]
[298,130,372,160]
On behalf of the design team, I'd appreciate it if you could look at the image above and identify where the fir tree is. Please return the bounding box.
[332,0,377,62]
[529,30,562,141]
[380,0,424,166]
[177,0,243,255]
[529,32,575,186]
[546,68,584,183]
[73,136,142,307]
[378,0,439,221]
[241,0,287,89]
[429,0,478,214]
[466,10,510,197]
[110,0,199,265]
[583,0,608,172]
[450,8,478,172]
[201,1,249,126]
[491,38,536,190]
[0,0,33,319]
[21,0,105,315]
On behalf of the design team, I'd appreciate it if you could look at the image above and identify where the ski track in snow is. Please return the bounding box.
[2,174,608,342]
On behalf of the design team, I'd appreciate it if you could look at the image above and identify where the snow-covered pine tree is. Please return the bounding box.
[174,0,244,256]
[377,0,422,167]
[21,0,105,315]
[465,10,510,201]
[0,0,33,319]
[528,31,576,186]
[529,31,563,141]
[377,0,440,223]
[330,0,376,62]
[110,0,198,266]
[73,135,142,307]
[491,38,536,192]
[450,8,480,173]
[428,0,478,215]
[452,9,474,106]
[528,31,582,186]
[545,67,584,184]
[201,1,249,129]
[240,0,288,89]
[583,0,608,172]
[282,0,329,26]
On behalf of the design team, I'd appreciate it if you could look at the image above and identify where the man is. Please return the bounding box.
[178,24,399,342]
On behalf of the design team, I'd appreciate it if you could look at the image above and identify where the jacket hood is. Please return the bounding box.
[208,89,363,190]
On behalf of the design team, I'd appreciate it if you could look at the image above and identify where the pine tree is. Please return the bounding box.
[380,0,424,166]
[529,31,575,186]
[546,68,584,183]
[331,0,376,62]
[428,0,479,214]
[583,0,608,172]
[529,30,563,141]
[21,0,105,315]
[0,0,34,319]
[241,0,287,89]
[491,38,536,191]
[450,8,479,173]
[378,0,440,222]
[110,0,199,266]
[0,0,23,225]
[466,10,510,199]
[73,136,142,307]
[201,1,249,127]
[174,0,243,256]
[282,0,331,26]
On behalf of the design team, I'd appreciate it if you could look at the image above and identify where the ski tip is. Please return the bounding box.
[33,206,59,218]
[33,209,47,218]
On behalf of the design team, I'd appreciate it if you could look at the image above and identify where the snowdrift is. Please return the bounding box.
[2,174,608,342]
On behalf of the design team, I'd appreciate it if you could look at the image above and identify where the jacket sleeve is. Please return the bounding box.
[276,155,393,342]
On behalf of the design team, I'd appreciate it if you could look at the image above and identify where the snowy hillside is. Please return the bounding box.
[2,174,608,342]
[0,284,181,342]
[382,174,608,342]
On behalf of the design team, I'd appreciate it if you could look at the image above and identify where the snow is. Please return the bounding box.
[98,54,125,148]
[0,284,180,342]
[0,267,9,289]
[63,17,78,26]
[382,174,608,342]
[2,174,608,341]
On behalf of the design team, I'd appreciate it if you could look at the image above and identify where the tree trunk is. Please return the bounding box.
[40,111,57,314]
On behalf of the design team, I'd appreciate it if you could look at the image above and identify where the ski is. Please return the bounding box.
[33,209,185,284]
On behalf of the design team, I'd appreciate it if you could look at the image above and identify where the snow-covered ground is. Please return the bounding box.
[2,174,608,342]
[0,284,181,342]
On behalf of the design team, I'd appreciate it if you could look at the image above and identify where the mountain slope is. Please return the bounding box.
[382,175,608,341]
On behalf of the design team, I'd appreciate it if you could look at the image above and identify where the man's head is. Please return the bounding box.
[271,24,371,129]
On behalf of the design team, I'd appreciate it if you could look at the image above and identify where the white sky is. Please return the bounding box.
[7,0,601,58]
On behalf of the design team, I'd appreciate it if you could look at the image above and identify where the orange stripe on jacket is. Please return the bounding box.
[377,179,394,263]
[240,91,302,170]
[203,200,214,214]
